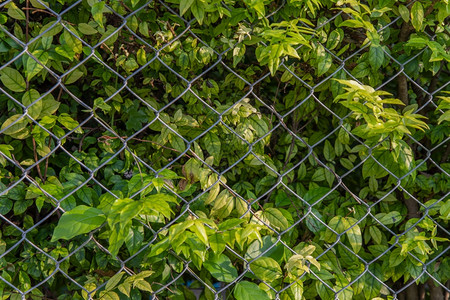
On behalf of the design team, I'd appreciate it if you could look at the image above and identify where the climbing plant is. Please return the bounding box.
[0,0,449,299]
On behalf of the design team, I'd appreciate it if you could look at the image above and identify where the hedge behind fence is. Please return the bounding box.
[0,0,449,299]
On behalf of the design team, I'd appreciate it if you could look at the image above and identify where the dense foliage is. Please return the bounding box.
[0,0,449,299]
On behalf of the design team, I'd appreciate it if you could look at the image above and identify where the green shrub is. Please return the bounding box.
[0,0,449,299]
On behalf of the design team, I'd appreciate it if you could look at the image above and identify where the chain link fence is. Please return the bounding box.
[0,0,449,299]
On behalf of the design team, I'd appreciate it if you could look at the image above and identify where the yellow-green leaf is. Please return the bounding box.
[7,3,25,20]
[22,89,43,120]
[26,50,49,81]
[180,0,195,16]
[0,67,26,92]
[250,257,283,281]
[411,2,423,32]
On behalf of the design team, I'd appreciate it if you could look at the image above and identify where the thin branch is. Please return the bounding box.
[31,125,45,182]
[43,88,63,182]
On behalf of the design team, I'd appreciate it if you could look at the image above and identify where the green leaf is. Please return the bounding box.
[362,268,382,298]
[149,237,170,257]
[210,191,234,219]
[316,281,334,300]
[218,218,245,231]
[369,226,382,244]
[22,89,43,120]
[180,0,195,16]
[118,282,131,298]
[369,45,384,69]
[338,19,364,28]
[290,280,304,300]
[63,29,83,54]
[51,205,106,242]
[352,62,371,78]
[245,236,284,261]
[326,29,342,50]
[398,5,410,22]
[250,257,283,282]
[266,44,283,75]
[191,220,208,245]
[78,23,98,35]
[26,50,49,81]
[125,227,144,255]
[312,169,325,182]
[0,198,12,215]
[311,168,326,182]
[171,134,186,152]
[1,115,29,138]
[233,43,246,67]
[376,211,401,225]
[204,254,238,283]
[14,200,33,215]
[389,248,405,267]
[317,53,332,76]
[58,113,82,132]
[234,281,270,300]
[250,115,268,136]
[210,233,226,255]
[411,2,423,32]
[19,271,31,290]
[0,144,13,160]
[108,222,130,256]
[438,110,450,124]
[92,1,105,28]
[39,94,60,118]
[108,198,142,229]
[0,67,26,92]
[405,37,429,48]
[136,48,147,65]
[323,140,335,161]
[303,187,330,205]
[134,280,153,292]
[105,272,125,291]
[142,194,174,219]
[125,108,148,131]
[40,21,63,37]
[64,173,86,186]
[346,217,362,254]
[322,216,346,243]
[100,292,120,300]
[65,69,84,85]
[204,132,221,161]
[362,152,389,179]
[7,2,25,20]
[262,208,289,231]
[191,0,205,25]
[30,0,49,9]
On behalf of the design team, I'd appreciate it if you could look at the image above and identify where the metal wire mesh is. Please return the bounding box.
[0,0,449,299]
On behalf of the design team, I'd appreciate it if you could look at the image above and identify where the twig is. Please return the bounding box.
[42,134,52,183]
[43,88,63,182]
[31,125,45,182]
[79,128,98,152]
[22,7,56,17]
[424,0,440,18]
